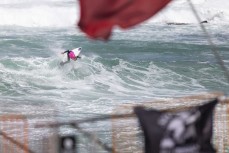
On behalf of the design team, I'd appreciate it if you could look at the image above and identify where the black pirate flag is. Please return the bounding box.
[134,99,218,153]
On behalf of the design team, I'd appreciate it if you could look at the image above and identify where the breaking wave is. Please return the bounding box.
[0,0,229,27]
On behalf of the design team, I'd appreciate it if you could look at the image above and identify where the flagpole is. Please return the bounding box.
[187,0,229,86]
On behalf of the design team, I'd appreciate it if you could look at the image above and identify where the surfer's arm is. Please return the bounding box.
[72,56,81,61]
[61,50,70,54]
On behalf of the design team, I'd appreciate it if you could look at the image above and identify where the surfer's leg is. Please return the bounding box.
[60,53,71,66]
[67,53,70,61]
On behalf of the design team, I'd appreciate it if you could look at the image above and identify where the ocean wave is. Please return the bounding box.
[0,0,78,27]
[149,0,229,24]
[0,54,210,100]
[0,0,228,28]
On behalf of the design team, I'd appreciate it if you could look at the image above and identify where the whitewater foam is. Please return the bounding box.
[0,0,228,28]
[150,0,229,24]
[0,0,78,27]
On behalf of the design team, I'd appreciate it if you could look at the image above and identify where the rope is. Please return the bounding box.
[36,113,135,128]
[187,0,229,84]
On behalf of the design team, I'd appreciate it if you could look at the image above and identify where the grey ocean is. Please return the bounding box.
[1,25,229,115]
[0,0,229,152]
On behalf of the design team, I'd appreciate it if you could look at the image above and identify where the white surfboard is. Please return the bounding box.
[71,47,82,57]
[60,47,82,66]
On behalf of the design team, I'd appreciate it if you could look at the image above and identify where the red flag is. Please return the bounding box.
[78,0,172,40]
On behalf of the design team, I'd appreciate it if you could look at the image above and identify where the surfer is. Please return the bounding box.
[60,48,81,66]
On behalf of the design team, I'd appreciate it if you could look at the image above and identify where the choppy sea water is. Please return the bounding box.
[0,0,229,152]
[0,24,229,117]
